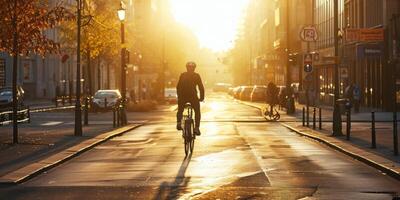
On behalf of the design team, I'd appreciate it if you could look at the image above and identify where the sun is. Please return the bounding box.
[170,0,249,52]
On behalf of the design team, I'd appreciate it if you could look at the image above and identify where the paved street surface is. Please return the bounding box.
[1,93,400,199]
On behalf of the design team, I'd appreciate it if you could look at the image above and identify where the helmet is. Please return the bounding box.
[186,61,196,68]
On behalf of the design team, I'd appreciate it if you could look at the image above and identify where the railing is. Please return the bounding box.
[0,107,30,126]
[55,95,74,107]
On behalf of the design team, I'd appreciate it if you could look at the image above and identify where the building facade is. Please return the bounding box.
[312,0,400,110]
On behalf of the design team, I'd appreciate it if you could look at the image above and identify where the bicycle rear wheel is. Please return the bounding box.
[184,119,191,156]
[189,120,195,153]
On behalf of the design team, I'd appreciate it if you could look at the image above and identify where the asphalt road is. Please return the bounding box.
[1,93,400,200]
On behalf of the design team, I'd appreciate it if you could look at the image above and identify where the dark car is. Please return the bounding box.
[250,85,267,102]
[233,86,243,99]
[239,86,253,101]
[228,87,235,96]
[0,86,24,109]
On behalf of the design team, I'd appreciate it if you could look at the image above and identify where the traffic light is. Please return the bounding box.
[304,64,313,73]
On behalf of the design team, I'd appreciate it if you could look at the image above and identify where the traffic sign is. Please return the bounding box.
[300,25,318,42]
[304,64,313,73]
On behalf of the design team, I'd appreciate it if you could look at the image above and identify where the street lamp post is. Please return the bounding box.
[118,4,127,125]
[74,0,82,136]
[286,0,295,114]
[332,0,342,136]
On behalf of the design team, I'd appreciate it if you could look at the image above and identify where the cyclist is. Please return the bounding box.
[266,82,279,115]
[176,61,205,136]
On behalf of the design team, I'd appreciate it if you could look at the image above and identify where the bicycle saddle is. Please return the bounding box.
[184,103,192,107]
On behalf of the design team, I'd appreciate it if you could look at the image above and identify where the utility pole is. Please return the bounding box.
[332,0,342,136]
[286,0,295,114]
[74,0,82,136]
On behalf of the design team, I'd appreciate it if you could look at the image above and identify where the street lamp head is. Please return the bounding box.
[117,5,126,21]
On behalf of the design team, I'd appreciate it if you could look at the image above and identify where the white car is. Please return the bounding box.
[92,90,122,111]
[165,88,177,104]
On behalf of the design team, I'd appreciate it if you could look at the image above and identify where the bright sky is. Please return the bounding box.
[170,0,249,52]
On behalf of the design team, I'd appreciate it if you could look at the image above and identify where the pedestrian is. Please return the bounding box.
[345,83,354,106]
[353,83,361,113]
[266,82,279,113]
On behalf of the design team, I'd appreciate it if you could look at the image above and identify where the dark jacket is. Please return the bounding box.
[176,72,204,101]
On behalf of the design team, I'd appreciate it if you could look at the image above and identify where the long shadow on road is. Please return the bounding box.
[153,154,192,200]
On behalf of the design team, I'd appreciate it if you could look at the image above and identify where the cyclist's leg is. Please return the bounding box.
[176,99,185,130]
[191,99,201,135]
[270,104,273,115]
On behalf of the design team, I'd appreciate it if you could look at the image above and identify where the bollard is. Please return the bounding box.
[371,111,376,149]
[394,112,399,155]
[69,95,72,105]
[55,96,58,107]
[306,106,309,127]
[62,96,65,106]
[302,107,305,126]
[113,107,116,127]
[346,109,351,140]
[319,107,322,130]
[117,107,120,127]
[27,106,31,123]
[84,97,89,125]
[104,98,108,110]
[313,107,316,130]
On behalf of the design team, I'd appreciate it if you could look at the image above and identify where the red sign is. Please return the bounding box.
[346,28,384,42]
[359,28,384,42]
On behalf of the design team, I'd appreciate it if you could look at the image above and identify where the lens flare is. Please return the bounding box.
[170,0,249,52]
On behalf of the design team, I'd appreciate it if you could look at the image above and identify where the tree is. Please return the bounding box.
[0,0,72,144]
[60,0,120,95]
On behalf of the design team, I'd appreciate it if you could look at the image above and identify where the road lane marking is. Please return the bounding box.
[40,121,63,126]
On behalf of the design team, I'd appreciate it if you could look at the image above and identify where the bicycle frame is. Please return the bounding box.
[182,103,195,155]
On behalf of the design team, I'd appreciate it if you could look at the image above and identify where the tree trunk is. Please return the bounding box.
[87,48,92,96]
[12,0,18,144]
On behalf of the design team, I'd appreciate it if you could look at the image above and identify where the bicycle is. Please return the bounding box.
[181,103,195,156]
[264,104,280,121]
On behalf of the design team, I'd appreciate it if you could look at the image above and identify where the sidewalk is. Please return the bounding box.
[239,100,400,180]
[0,110,144,184]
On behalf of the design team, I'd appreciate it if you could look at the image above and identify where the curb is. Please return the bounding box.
[238,100,400,181]
[0,124,143,185]
[31,105,75,113]
[281,123,400,181]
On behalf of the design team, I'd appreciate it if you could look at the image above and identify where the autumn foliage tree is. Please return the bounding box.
[0,0,72,55]
[0,0,71,144]
[60,0,120,95]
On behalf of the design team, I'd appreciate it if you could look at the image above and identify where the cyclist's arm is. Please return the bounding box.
[176,73,183,98]
[197,75,205,101]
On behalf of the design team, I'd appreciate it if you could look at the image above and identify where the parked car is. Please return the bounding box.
[0,86,24,109]
[233,86,243,99]
[165,88,178,104]
[239,86,253,101]
[228,87,235,96]
[92,90,122,111]
[250,85,267,102]
[213,83,232,92]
